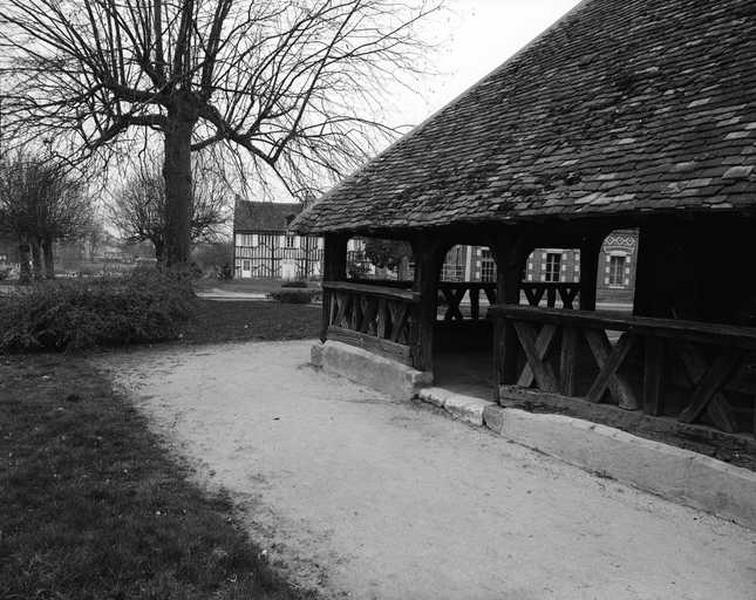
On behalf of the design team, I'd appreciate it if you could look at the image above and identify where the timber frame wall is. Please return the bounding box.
[319,217,756,440]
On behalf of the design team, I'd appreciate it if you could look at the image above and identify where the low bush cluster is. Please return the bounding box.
[281,280,308,288]
[0,268,195,352]
[269,288,315,304]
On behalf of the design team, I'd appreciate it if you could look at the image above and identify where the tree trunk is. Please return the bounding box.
[30,239,43,281]
[18,238,31,284]
[153,237,165,265]
[42,236,55,279]
[162,102,196,269]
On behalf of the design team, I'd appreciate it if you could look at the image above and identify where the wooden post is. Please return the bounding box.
[321,233,348,342]
[411,234,443,373]
[491,231,528,400]
[560,326,579,396]
[579,235,602,311]
[633,224,670,318]
[643,336,664,416]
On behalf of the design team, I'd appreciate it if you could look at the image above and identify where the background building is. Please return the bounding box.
[233,199,323,280]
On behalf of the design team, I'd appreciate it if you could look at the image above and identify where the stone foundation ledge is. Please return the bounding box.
[483,405,756,531]
[417,387,494,427]
[311,341,432,401]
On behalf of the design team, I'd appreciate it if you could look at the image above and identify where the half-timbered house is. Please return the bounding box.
[293,0,756,449]
[233,199,323,280]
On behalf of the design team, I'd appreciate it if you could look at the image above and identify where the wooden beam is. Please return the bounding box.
[517,324,558,387]
[470,287,481,321]
[411,234,443,372]
[633,225,666,318]
[491,231,529,395]
[585,330,639,409]
[440,285,466,321]
[321,234,348,342]
[328,326,412,365]
[678,348,742,429]
[498,384,756,460]
[560,326,579,396]
[513,321,560,393]
[642,336,664,416]
[579,235,602,311]
[323,280,420,303]
[487,304,756,350]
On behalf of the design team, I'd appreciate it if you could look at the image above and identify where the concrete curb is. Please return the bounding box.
[416,386,756,530]
[311,341,432,400]
[417,387,494,426]
[483,405,756,530]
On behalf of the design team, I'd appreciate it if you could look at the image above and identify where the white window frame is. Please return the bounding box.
[544,252,561,283]
[607,252,628,288]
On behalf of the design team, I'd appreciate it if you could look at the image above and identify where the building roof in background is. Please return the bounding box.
[294,0,756,234]
[234,199,303,232]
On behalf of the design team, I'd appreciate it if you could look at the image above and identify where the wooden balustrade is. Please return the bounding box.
[322,281,420,365]
[489,305,756,436]
[520,282,581,309]
[437,282,496,322]
[437,281,580,322]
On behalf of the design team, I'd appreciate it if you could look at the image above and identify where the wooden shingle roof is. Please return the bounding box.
[234,199,302,232]
[294,0,756,234]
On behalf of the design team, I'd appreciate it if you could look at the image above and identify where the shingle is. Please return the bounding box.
[293,0,756,234]
[234,200,302,232]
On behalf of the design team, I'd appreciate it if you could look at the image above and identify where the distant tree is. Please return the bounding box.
[191,239,234,278]
[0,153,90,282]
[0,0,438,268]
[111,162,228,263]
[364,237,413,278]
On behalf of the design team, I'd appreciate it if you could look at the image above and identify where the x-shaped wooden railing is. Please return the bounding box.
[520,282,581,309]
[489,305,756,436]
[322,281,420,365]
[438,282,496,321]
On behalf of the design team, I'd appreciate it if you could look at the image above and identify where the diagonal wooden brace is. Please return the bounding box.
[585,330,639,409]
[678,348,743,428]
[513,321,559,393]
[517,324,558,388]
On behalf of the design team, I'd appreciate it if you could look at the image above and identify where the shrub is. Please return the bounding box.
[268,289,314,304]
[281,280,308,288]
[0,269,195,352]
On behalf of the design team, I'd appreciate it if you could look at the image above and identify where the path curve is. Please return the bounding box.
[96,341,756,600]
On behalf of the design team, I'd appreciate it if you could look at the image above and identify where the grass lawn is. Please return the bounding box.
[193,278,321,295]
[0,302,322,600]
[180,299,321,344]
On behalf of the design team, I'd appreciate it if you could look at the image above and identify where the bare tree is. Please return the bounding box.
[0,0,437,267]
[0,152,91,281]
[111,160,228,263]
[364,237,413,279]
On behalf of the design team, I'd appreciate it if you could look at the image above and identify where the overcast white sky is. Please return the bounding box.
[399,0,582,125]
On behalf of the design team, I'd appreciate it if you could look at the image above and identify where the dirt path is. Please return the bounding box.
[96,341,756,600]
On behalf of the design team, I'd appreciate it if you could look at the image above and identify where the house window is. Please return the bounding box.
[609,255,626,286]
[242,259,251,271]
[236,234,256,247]
[545,253,561,282]
[480,248,495,282]
[285,234,297,249]
[259,234,276,248]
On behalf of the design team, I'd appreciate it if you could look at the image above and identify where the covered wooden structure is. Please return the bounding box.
[293,0,756,440]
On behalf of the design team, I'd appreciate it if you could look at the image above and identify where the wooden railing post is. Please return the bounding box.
[411,234,443,373]
[321,233,348,342]
[491,232,528,399]
[579,235,602,311]
[633,225,669,318]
